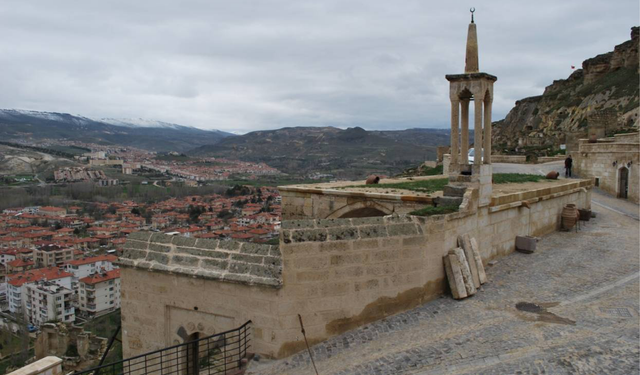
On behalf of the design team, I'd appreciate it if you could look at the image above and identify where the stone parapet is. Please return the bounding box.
[491,179,592,207]
[120,232,282,288]
[8,357,63,375]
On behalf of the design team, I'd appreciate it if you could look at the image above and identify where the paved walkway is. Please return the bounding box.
[248,193,640,374]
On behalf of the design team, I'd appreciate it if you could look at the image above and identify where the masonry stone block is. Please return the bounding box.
[292,229,328,242]
[231,254,264,264]
[358,225,388,239]
[229,262,251,274]
[196,238,220,250]
[263,256,282,268]
[318,241,350,253]
[281,219,316,229]
[172,255,199,267]
[333,266,365,279]
[327,227,358,241]
[146,251,169,265]
[293,256,330,269]
[177,247,226,258]
[457,235,480,288]
[149,243,172,253]
[330,253,367,266]
[240,243,271,255]
[387,223,419,237]
[353,238,380,251]
[171,236,197,247]
[350,217,386,226]
[123,249,147,260]
[316,218,347,228]
[125,240,149,250]
[250,264,281,279]
[451,248,476,296]
[201,259,229,271]
[150,233,173,244]
[218,240,241,251]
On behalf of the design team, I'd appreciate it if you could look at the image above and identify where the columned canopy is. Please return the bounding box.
[445,16,496,170]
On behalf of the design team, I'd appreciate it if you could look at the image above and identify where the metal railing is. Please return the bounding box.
[73,320,252,375]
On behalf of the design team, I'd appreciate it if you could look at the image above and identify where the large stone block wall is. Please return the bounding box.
[277,216,440,357]
[120,186,591,360]
[575,139,639,203]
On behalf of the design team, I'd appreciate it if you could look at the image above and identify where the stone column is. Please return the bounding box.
[473,95,483,165]
[483,97,492,164]
[450,99,460,166]
[461,99,470,164]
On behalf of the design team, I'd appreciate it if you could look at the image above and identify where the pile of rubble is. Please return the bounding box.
[443,234,487,299]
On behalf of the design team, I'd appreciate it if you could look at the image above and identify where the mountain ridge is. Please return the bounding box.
[190,126,450,179]
[492,26,639,154]
[0,109,233,152]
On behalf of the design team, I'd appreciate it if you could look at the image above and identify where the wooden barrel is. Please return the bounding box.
[562,204,578,229]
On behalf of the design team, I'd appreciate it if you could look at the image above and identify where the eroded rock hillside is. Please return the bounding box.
[493,26,639,154]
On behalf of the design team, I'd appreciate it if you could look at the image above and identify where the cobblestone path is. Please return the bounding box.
[248,197,639,374]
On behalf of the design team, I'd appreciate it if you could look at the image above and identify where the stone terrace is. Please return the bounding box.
[119,232,282,287]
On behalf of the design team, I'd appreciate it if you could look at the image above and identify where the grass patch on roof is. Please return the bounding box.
[345,178,448,194]
[493,173,546,184]
[343,173,545,194]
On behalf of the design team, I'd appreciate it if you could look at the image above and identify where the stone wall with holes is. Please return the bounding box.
[120,183,591,360]
[575,134,639,203]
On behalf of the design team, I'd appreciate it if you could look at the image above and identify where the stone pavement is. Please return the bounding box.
[247,196,640,374]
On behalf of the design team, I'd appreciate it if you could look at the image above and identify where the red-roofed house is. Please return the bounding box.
[64,255,117,281]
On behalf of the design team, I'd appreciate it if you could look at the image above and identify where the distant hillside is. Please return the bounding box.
[0,109,233,152]
[493,26,639,155]
[190,126,447,179]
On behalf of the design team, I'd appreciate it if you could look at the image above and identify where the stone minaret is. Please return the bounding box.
[445,9,497,207]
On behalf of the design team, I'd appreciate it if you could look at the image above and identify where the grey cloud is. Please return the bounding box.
[0,0,637,133]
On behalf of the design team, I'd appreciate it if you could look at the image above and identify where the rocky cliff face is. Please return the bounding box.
[493,27,639,154]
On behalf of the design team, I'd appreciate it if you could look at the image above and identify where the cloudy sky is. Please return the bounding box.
[0,1,637,133]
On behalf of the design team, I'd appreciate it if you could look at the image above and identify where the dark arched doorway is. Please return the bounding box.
[339,207,387,218]
[185,332,201,375]
[619,167,629,199]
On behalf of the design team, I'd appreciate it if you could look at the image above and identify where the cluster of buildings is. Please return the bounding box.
[53,167,118,186]
[0,186,282,328]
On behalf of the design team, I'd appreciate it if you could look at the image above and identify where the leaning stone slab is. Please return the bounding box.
[458,235,480,288]
[444,254,467,299]
[469,237,487,284]
[451,248,476,296]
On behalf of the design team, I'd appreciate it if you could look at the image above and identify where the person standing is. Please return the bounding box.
[564,155,573,177]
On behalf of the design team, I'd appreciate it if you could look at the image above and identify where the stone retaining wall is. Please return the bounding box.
[491,155,527,163]
[120,184,591,360]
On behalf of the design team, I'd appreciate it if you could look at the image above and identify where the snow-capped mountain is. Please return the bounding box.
[99,118,197,130]
[0,109,233,152]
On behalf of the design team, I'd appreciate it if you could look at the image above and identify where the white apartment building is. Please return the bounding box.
[64,255,117,290]
[6,268,73,315]
[24,281,75,326]
[78,269,120,318]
